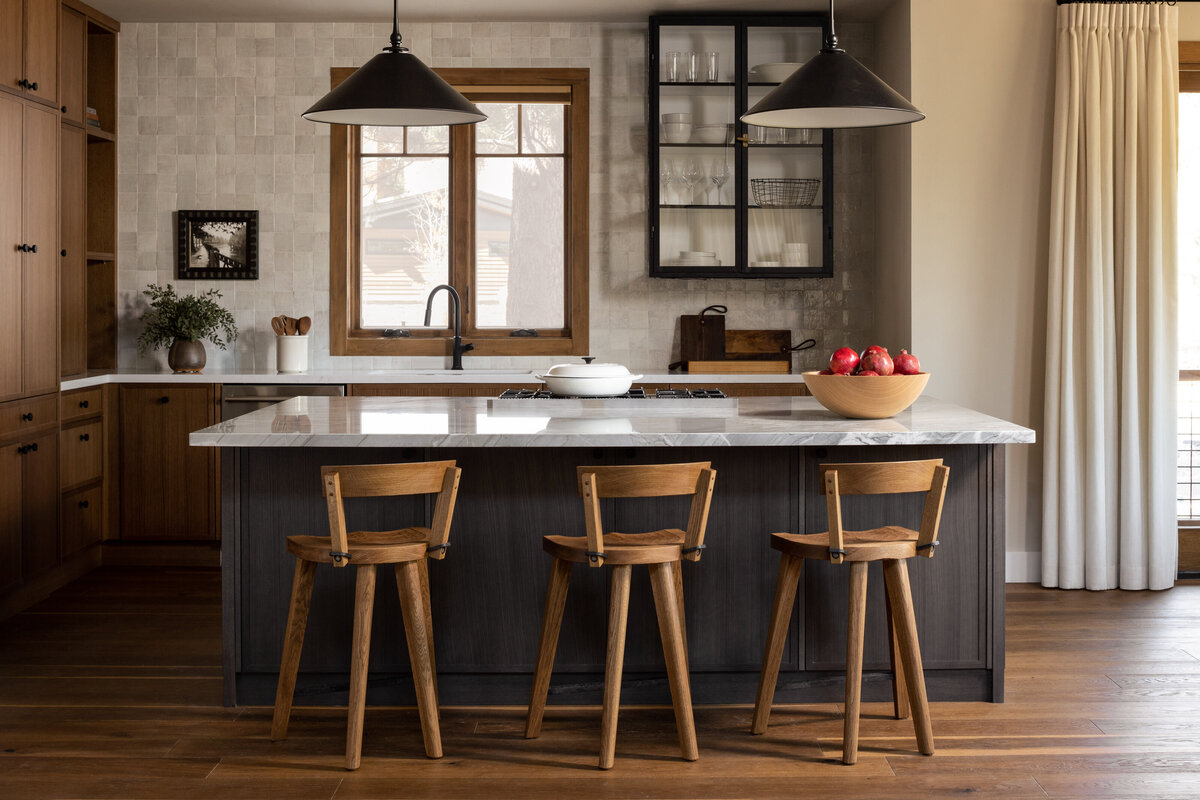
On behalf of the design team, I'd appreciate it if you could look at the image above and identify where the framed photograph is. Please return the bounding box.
[176,210,259,280]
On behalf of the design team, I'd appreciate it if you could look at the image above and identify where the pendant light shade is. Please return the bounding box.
[302,0,485,126]
[741,0,923,129]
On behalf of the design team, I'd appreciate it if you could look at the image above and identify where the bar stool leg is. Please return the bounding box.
[397,560,443,759]
[883,559,934,756]
[525,557,572,739]
[752,554,803,734]
[885,586,910,720]
[417,558,439,708]
[271,558,317,741]
[346,564,377,770]
[670,560,689,673]
[599,564,632,770]
[843,561,868,765]
[649,561,699,762]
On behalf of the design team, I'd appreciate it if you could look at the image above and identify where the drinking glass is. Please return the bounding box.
[659,160,677,204]
[684,51,698,83]
[680,159,702,204]
[664,51,681,83]
[709,159,729,205]
[703,52,719,82]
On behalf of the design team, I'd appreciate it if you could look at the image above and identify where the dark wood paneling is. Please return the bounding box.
[0,442,22,594]
[60,124,86,377]
[118,385,216,541]
[802,445,988,671]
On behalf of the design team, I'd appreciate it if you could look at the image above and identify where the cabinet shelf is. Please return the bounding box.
[660,204,734,209]
[85,127,115,142]
[85,251,115,262]
[660,142,734,148]
[659,81,736,87]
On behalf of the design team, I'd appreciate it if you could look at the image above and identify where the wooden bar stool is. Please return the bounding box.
[751,459,949,765]
[525,462,717,770]
[270,460,462,770]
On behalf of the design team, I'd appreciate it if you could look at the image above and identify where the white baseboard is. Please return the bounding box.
[1006,550,1042,583]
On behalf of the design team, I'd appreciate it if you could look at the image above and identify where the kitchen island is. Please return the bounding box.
[191,395,1033,708]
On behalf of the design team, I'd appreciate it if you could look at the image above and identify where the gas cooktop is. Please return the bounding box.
[498,387,727,400]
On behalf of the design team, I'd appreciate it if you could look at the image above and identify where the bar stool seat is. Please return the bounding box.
[286,527,432,564]
[770,525,919,561]
[543,528,686,565]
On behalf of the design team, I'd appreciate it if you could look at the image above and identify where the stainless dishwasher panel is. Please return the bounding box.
[220,384,345,421]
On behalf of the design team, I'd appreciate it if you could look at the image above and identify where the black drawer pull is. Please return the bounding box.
[16,443,36,454]
[79,433,90,442]
[17,244,29,253]
[28,81,37,91]
[17,78,28,89]
[20,412,32,422]
[30,442,37,452]
[157,396,170,404]
[79,400,89,409]
[61,105,66,113]
[29,244,37,253]
[78,500,89,509]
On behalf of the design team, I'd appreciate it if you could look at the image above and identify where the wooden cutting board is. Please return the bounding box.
[679,305,727,364]
[724,329,792,362]
[686,359,791,374]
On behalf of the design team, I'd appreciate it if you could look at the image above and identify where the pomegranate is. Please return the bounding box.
[817,369,834,375]
[857,369,880,376]
[893,349,921,375]
[829,347,859,375]
[859,349,894,376]
[860,345,889,360]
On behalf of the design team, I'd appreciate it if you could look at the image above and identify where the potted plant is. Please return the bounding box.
[136,283,238,373]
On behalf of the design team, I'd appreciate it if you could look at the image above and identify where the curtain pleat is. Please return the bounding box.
[1043,3,1178,590]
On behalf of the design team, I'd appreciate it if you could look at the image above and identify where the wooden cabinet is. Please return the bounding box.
[0,92,59,401]
[59,6,85,125]
[60,124,86,377]
[118,385,218,541]
[61,483,101,559]
[0,0,58,107]
[0,393,59,590]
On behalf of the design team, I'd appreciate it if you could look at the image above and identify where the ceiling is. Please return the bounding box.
[88,0,893,24]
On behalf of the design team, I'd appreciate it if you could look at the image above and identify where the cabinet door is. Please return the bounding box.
[60,124,86,377]
[119,386,217,541]
[59,7,85,125]
[61,484,102,559]
[22,0,57,107]
[0,93,21,400]
[21,428,58,577]
[0,0,21,99]
[0,441,21,594]
[22,102,58,396]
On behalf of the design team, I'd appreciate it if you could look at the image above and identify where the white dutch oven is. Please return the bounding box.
[535,360,643,397]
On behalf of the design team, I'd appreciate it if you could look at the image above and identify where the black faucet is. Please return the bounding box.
[423,284,474,370]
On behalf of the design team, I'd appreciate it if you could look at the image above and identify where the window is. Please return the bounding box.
[329,68,590,357]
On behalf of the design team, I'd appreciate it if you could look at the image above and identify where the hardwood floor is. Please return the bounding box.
[1,567,1199,798]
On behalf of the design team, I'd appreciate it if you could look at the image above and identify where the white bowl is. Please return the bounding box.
[662,112,691,124]
[692,124,730,144]
[750,62,805,83]
[662,122,692,144]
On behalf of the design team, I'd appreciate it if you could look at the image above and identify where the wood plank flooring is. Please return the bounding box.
[1,567,1199,798]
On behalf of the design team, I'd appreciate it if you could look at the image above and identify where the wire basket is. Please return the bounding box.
[750,178,821,208]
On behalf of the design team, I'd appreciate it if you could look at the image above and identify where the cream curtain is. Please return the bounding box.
[1043,3,1178,590]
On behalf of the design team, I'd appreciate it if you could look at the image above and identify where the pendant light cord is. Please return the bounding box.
[825,0,842,53]
[386,0,408,53]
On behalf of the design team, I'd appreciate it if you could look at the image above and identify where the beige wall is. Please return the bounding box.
[906,0,1057,579]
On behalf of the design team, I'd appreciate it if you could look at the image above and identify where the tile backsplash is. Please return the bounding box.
[117,21,875,374]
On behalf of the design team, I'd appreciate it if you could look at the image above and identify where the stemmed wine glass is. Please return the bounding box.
[680,159,702,205]
[709,159,729,205]
[660,159,677,205]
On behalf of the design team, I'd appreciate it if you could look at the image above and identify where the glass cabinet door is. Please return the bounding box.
[649,15,831,278]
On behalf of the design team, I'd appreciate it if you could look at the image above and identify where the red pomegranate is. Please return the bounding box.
[859,349,894,376]
[857,369,880,376]
[817,369,834,375]
[829,347,859,375]
[860,345,889,360]
[893,349,921,375]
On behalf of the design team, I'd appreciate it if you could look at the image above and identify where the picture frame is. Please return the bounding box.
[176,210,259,280]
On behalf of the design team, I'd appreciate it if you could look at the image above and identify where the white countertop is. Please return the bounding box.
[61,369,810,391]
[189,395,1036,448]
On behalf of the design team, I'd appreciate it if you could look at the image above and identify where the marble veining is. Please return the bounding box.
[189,395,1036,448]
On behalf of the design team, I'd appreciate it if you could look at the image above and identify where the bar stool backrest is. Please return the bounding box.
[576,462,717,565]
[321,461,462,567]
[818,459,949,564]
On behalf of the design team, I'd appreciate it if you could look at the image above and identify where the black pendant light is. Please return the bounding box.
[741,0,923,129]
[302,0,486,126]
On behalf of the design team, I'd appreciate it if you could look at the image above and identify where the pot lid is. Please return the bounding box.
[543,358,632,378]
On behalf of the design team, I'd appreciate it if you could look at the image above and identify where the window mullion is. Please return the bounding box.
[451,122,479,337]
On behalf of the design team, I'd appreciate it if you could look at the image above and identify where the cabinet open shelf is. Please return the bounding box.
[85,251,115,261]
[658,81,736,87]
[85,127,115,142]
[660,204,734,209]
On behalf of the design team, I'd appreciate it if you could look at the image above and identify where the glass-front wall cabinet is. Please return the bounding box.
[649,15,832,278]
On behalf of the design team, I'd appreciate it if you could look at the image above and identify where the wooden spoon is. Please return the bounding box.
[297,316,312,336]
[284,316,297,335]
[271,316,286,336]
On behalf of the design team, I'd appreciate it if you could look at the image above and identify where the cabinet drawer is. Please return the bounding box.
[0,394,58,441]
[60,421,102,489]
[61,485,103,558]
[61,388,102,424]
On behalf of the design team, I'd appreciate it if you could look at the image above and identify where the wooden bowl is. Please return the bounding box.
[801,371,930,419]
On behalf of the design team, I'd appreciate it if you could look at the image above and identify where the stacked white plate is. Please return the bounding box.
[675,250,721,267]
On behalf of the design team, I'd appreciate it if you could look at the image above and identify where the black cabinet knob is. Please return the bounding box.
[29,244,36,253]
[78,500,89,509]
[79,433,90,442]
[17,244,28,253]
[20,413,32,422]
[16,78,28,89]
[61,105,66,113]
[61,249,66,257]
[79,400,89,408]
[158,396,170,404]
[30,442,37,452]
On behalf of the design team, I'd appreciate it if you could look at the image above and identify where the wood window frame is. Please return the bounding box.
[1182,42,1200,93]
[329,67,590,357]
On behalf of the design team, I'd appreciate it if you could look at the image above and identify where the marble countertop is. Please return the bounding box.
[61,369,810,391]
[188,395,1036,448]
